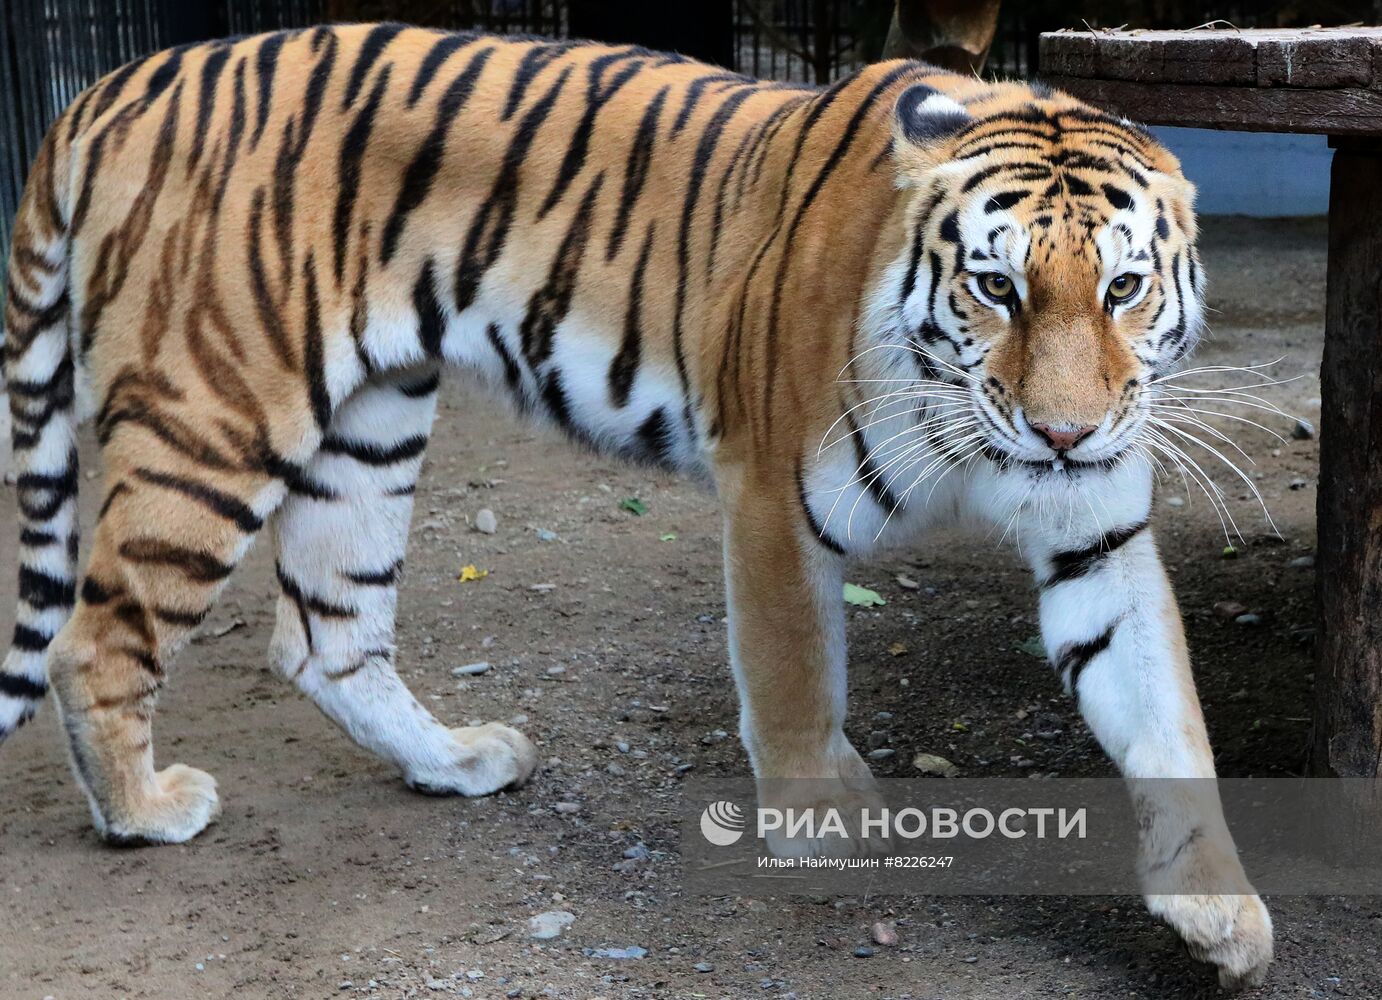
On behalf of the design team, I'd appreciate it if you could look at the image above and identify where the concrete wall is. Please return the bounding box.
[1151,127,1330,217]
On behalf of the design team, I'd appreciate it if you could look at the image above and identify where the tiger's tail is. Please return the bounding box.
[1,113,79,743]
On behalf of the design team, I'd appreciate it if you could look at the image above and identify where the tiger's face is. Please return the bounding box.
[888,83,1204,480]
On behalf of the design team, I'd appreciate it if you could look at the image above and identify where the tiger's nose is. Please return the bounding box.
[1031,423,1097,452]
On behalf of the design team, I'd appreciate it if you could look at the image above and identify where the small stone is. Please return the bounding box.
[452,661,491,677]
[693,961,714,973]
[1291,418,1315,441]
[553,801,580,814]
[872,921,898,947]
[867,730,890,750]
[1165,496,1185,508]
[622,843,650,860]
[1213,601,1248,620]
[854,946,875,958]
[530,583,557,592]
[536,528,559,542]
[474,508,498,534]
[1289,554,1316,569]
[1289,477,1311,491]
[868,748,895,761]
[1234,613,1262,626]
[616,741,631,753]
[895,574,920,590]
[962,955,979,964]
[527,910,575,940]
[700,729,729,745]
[546,665,566,675]
[912,752,958,777]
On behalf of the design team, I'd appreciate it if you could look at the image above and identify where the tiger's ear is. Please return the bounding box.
[891,83,973,183]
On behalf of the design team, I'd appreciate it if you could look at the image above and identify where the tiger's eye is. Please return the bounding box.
[1107,273,1143,303]
[978,272,1013,302]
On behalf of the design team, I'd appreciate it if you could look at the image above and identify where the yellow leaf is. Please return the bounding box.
[458,564,489,582]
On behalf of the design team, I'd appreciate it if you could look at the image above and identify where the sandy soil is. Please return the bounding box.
[3,216,1376,999]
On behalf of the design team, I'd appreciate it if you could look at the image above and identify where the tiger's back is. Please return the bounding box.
[29,26,938,473]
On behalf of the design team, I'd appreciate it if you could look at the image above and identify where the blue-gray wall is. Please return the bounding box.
[1151,127,1330,217]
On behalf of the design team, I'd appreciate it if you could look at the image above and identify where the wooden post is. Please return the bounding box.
[1311,138,1382,777]
[882,0,1002,74]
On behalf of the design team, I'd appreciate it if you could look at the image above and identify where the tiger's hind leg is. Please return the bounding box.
[269,368,536,795]
[45,441,286,845]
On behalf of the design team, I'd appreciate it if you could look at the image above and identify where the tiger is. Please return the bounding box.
[1,22,1271,987]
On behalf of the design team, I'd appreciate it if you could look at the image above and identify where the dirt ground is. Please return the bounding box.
[2,216,1376,999]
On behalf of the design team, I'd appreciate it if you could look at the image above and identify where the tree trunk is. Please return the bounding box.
[882,0,1002,75]
[1311,138,1382,777]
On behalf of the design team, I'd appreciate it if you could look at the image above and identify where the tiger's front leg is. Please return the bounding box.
[1025,491,1272,989]
[718,461,887,857]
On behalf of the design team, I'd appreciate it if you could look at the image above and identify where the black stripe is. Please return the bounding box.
[383,45,496,263]
[1045,521,1147,587]
[607,85,667,262]
[1057,626,1116,692]
[485,324,524,401]
[671,85,757,407]
[398,371,441,397]
[271,460,340,501]
[634,407,675,466]
[344,561,401,586]
[334,63,392,284]
[538,50,643,220]
[118,539,234,583]
[252,32,286,147]
[211,57,247,213]
[414,259,447,356]
[152,605,209,628]
[19,529,58,548]
[502,41,574,121]
[342,23,404,110]
[11,625,51,654]
[609,221,655,407]
[455,64,572,313]
[81,577,120,604]
[320,433,429,466]
[302,254,334,430]
[276,563,357,619]
[0,672,47,700]
[18,567,75,610]
[520,172,604,367]
[133,468,263,533]
[188,43,231,176]
[849,413,901,513]
[765,69,919,428]
[671,72,746,136]
[406,31,474,106]
[795,459,845,556]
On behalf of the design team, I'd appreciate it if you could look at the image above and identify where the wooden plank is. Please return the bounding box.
[1043,76,1382,136]
[1041,28,1382,90]
[1311,140,1382,778]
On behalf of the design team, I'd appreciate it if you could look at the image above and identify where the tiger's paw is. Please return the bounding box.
[1148,890,1272,990]
[756,747,892,859]
[100,764,221,847]
[404,723,537,797]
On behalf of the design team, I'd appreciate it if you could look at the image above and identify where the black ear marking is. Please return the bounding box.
[895,83,972,145]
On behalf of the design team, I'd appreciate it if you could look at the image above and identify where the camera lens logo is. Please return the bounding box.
[700,801,746,846]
